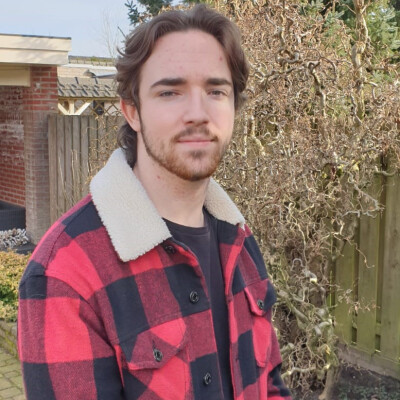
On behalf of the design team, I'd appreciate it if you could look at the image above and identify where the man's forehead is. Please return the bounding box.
[139,30,231,83]
[150,30,226,60]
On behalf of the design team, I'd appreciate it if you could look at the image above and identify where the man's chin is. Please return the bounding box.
[173,167,215,182]
[146,147,222,182]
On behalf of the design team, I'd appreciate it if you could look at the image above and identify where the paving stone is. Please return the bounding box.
[0,348,24,400]
[0,386,22,399]
[0,378,12,390]
[3,360,17,367]
[0,353,12,364]
[9,378,22,388]
[2,373,17,379]
[0,366,17,375]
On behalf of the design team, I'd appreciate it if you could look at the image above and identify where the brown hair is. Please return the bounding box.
[116,4,249,166]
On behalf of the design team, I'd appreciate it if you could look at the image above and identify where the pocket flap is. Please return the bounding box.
[120,318,187,370]
[244,279,277,316]
[244,279,276,367]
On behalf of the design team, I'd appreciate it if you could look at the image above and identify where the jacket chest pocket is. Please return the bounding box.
[118,318,190,399]
[243,279,277,368]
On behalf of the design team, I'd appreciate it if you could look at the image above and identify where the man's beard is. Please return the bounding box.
[140,124,229,182]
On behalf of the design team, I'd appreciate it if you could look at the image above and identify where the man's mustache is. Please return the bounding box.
[173,126,218,142]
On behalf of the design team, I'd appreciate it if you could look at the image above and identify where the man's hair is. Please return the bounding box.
[115,4,249,167]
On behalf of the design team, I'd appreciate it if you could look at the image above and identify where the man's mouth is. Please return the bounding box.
[174,128,217,144]
[177,135,215,143]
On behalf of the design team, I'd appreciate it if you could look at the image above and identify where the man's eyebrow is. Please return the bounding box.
[150,78,187,88]
[206,78,232,87]
[150,77,233,89]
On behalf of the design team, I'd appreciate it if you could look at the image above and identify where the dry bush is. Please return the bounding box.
[88,115,122,176]
[207,0,400,394]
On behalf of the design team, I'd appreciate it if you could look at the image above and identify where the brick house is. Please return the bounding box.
[0,34,71,244]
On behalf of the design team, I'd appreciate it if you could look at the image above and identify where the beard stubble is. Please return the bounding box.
[141,124,229,182]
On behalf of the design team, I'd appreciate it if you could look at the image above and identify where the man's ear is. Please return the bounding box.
[120,98,141,133]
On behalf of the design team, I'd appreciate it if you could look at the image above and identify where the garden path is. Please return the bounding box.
[0,347,24,400]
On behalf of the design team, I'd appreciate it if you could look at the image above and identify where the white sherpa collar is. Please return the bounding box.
[90,148,245,262]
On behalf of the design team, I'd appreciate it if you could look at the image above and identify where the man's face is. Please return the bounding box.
[124,29,235,182]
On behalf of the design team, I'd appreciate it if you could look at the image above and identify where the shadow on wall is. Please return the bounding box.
[0,201,35,254]
[0,201,25,231]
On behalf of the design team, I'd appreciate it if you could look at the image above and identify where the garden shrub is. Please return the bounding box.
[0,251,29,322]
[206,0,399,395]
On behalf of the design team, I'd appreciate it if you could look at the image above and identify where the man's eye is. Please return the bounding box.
[210,90,226,96]
[160,91,176,97]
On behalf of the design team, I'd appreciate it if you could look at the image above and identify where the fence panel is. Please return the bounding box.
[48,115,123,223]
[48,116,58,224]
[56,116,66,221]
[334,164,400,379]
[356,176,381,355]
[380,170,400,364]
[80,116,90,198]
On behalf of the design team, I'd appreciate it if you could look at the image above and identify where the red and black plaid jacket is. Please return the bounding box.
[18,149,292,400]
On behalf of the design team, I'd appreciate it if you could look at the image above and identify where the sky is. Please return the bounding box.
[0,0,134,58]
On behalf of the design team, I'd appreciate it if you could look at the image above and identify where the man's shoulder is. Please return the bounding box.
[19,195,121,308]
[25,195,109,275]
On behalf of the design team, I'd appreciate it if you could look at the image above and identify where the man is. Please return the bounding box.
[18,5,291,400]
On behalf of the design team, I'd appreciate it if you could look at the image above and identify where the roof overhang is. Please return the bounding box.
[0,34,71,86]
[0,34,71,66]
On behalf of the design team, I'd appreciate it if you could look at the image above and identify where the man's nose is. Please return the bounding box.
[182,91,209,126]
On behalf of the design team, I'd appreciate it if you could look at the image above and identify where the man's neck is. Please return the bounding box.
[133,161,209,228]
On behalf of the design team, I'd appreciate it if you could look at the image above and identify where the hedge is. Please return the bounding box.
[0,251,29,322]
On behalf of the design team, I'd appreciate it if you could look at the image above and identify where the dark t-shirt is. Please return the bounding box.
[164,210,233,399]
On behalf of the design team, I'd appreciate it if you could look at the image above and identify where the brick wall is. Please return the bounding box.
[0,86,25,207]
[23,66,58,243]
[0,66,58,243]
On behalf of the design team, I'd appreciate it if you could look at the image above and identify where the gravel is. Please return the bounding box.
[0,228,29,250]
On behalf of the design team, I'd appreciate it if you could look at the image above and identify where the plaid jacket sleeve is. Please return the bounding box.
[18,262,123,400]
[264,291,291,399]
[267,326,291,399]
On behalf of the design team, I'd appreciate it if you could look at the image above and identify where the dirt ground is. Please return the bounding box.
[292,364,400,400]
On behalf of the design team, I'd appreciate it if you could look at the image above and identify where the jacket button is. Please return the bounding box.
[153,348,163,362]
[257,299,264,310]
[163,244,176,254]
[189,291,199,303]
[203,372,212,386]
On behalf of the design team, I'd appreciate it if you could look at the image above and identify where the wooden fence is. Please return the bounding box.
[334,170,400,379]
[48,115,124,223]
[49,114,400,378]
